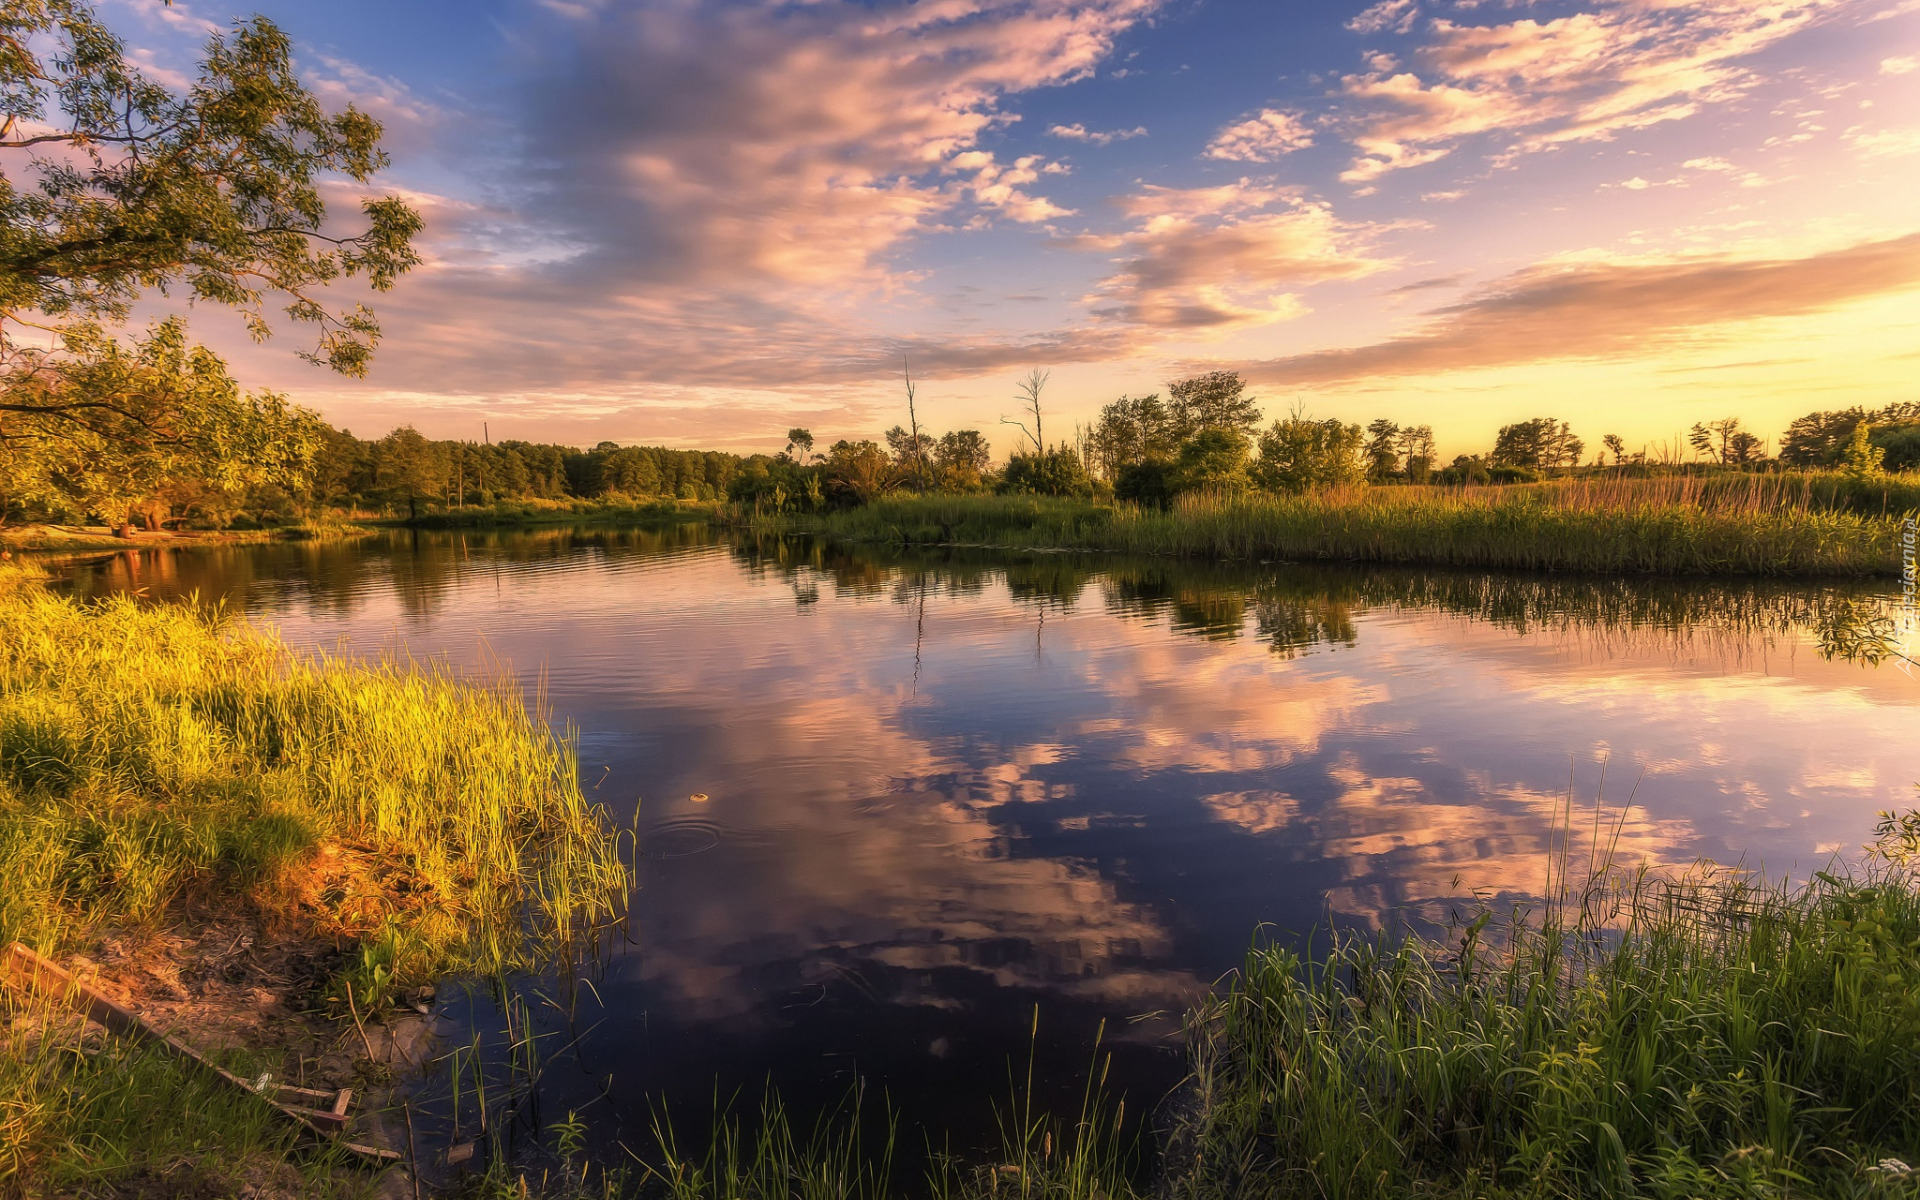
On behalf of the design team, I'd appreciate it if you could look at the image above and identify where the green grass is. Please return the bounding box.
[0,1016,367,1196]
[1168,818,1920,1200]
[476,813,1920,1200]
[394,496,717,528]
[0,520,374,551]
[0,588,629,1190]
[740,482,1907,576]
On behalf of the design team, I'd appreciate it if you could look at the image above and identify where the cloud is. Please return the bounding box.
[1348,0,1420,36]
[1882,55,1919,75]
[1075,183,1391,330]
[948,151,1077,222]
[509,0,1159,291]
[1204,108,1316,162]
[1845,125,1920,157]
[1234,231,1920,385]
[221,0,1165,406]
[1047,122,1148,145]
[1385,272,1467,294]
[1338,0,1841,181]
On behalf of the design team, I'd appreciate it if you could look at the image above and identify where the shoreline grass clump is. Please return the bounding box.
[1168,822,1920,1199]
[742,484,1907,576]
[0,589,627,984]
[0,587,628,1188]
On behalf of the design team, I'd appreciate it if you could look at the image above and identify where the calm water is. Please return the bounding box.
[66,526,1919,1166]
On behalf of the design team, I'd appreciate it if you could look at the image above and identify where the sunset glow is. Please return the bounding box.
[121,0,1920,458]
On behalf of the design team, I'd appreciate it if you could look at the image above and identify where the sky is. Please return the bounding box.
[106,0,1920,459]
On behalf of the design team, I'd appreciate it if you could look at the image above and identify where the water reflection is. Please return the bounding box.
[59,530,1918,1158]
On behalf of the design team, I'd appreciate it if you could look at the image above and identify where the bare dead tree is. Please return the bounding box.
[1001,368,1049,453]
[903,357,927,490]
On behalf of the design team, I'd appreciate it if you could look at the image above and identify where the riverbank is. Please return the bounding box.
[388,497,714,529]
[735,483,1911,576]
[616,819,1920,1200]
[1169,822,1920,1199]
[0,521,375,553]
[0,589,628,1195]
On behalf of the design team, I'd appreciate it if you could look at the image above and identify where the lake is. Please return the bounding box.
[66,525,1919,1170]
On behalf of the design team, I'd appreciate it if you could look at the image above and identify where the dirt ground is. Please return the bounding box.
[7,916,454,1199]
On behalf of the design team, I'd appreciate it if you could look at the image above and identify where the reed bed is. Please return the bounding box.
[748,482,1906,576]
[0,588,628,1190]
[1168,820,1920,1199]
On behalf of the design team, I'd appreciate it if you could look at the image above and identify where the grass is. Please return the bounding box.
[394,496,718,529]
[0,519,374,552]
[1167,812,1920,1200]
[464,808,1920,1200]
[0,587,629,1191]
[736,478,1912,576]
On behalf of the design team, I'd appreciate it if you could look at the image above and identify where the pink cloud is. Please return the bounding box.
[1232,232,1920,384]
[1077,183,1391,330]
[1338,0,1842,182]
[1204,109,1316,162]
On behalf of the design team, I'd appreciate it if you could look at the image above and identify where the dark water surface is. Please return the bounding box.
[66,526,1919,1167]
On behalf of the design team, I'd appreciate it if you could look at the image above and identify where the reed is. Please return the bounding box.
[743,481,1908,576]
[1167,817,1920,1199]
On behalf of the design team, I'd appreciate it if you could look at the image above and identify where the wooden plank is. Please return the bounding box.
[1,942,381,1157]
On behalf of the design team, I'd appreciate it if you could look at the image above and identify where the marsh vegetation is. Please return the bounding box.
[0,589,628,1192]
[736,476,1911,577]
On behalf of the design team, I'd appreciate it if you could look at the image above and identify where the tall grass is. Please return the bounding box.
[0,588,629,1189]
[1168,820,1920,1199]
[1528,469,1920,519]
[746,484,1905,576]
[637,1018,1143,1200]
[0,588,627,982]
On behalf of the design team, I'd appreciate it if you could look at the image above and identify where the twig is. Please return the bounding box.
[344,980,378,1062]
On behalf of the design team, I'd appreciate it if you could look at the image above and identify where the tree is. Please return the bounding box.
[1,4,420,366]
[885,425,936,479]
[1780,407,1865,467]
[0,317,320,531]
[1001,368,1049,453]
[372,426,445,519]
[822,439,900,505]
[1492,418,1583,469]
[1253,414,1365,493]
[1363,418,1401,482]
[1441,454,1491,485]
[899,360,927,487]
[1,2,421,520]
[1167,427,1252,496]
[1843,420,1883,478]
[1168,371,1260,440]
[1396,424,1436,482]
[1779,403,1920,468]
[1602,434,1626,465]
[784,428,815,462]
[1689,418,1764,465]
[1088,393,1179,479]
[1000,447,1091,497]
[933,429,990,491]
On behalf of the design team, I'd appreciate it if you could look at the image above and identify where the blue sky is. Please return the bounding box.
[104,0,1920,458]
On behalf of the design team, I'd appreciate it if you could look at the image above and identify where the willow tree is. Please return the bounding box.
[0,1,421,529]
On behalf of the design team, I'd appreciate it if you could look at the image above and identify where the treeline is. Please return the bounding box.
[6,367,1918,532]
[307,427,747,518]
